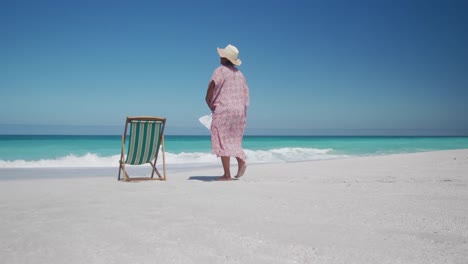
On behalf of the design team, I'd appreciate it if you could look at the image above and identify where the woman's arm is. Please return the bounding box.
[205,80,215,111]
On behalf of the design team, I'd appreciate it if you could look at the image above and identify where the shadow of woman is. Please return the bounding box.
[188,176,238,182]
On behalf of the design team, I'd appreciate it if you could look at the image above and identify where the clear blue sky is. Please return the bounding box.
[1,0,467,135]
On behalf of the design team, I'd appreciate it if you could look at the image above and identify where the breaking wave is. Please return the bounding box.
[0,147,348,168]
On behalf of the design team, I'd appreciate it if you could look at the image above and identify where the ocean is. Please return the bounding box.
[1,135,468,169]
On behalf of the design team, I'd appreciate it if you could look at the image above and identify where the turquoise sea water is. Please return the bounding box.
[1,135,468,168]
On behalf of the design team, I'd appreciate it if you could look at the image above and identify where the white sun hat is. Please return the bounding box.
[217,44,242,66]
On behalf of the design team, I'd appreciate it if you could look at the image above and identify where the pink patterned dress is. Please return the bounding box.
[209,65,250,161]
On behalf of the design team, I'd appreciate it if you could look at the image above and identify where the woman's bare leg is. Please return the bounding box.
[217,156,231,180]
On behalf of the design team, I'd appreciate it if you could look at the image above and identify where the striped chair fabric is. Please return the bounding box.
[125,120,164,165]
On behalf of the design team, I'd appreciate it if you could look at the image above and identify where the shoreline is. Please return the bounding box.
[1,149,467,263]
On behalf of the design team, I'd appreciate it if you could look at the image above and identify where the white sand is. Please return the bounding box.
[1,150,467,264]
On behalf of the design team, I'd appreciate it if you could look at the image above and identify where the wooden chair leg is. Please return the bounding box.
[150,161,162,179]
[118,161,124,181]
[162,136,166,181]
[121,163,130,181]
[150,161,155,178]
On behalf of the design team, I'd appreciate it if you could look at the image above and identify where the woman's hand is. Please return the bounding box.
[205,80,216,111]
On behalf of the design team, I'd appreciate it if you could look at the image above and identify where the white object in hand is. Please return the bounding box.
[198,114,212,130]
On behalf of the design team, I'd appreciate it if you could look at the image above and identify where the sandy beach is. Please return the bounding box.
[1,149,467,264]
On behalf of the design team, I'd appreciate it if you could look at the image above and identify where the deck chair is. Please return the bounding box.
[118,116,167,181]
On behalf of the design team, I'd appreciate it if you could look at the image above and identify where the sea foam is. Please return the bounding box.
[0,148,347,168]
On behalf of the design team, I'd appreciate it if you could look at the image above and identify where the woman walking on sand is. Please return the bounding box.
[205,44,250,181]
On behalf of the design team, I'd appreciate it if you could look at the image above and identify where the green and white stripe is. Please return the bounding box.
[125,120,163,165]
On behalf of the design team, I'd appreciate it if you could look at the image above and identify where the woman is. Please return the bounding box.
[205,44,250,181]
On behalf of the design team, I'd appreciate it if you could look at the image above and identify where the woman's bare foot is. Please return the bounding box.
[215,176,231,181]
[235,164,247,178]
